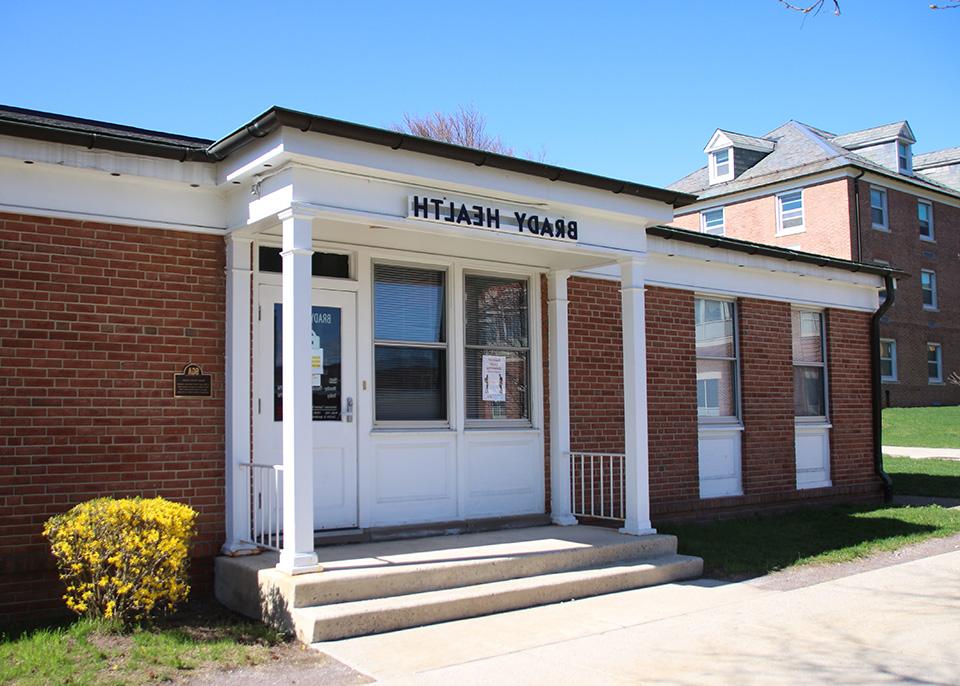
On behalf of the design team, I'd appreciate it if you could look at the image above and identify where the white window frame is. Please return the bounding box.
[776,189,805,236]
[700,207,725,236]
[694,295,742,425]
[880,338,898,382]
[927,342,943,384]
[371,260,452,429]
[792,307,829,423]
[918,199,934,242]
[709,148,734,184]
[898,141,912,175]
[463,270,534,429]
[870,186,889,231]
[921,269,938,311]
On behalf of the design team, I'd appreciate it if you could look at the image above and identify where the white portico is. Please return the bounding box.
[217,109,687,573]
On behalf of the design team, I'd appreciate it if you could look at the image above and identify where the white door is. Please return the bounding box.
[256,284,358,530]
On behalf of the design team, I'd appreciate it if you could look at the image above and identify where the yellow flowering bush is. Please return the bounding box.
[43,497,197,624]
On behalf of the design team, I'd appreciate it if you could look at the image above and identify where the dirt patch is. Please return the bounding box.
[746,531,960,591]
[181,643,372,686]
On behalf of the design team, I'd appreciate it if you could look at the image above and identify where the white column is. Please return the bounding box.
[619,257,656,536]
[548,270,577,526]
[277,210,321,574]
[222,235,258,555]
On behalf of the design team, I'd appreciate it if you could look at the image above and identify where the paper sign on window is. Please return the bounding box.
[482,354,506,402]
[311,329,324,388]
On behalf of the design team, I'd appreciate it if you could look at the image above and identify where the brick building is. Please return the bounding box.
[0,105,895,626]
[669,121,960,407]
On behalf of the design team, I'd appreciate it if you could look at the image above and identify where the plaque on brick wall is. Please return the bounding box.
[174,363,212,397]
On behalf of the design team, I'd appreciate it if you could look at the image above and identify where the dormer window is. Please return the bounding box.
[710,148,733,184]
[898,141,912,174]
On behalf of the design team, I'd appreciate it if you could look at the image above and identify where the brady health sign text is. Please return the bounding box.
[408,195,578,241]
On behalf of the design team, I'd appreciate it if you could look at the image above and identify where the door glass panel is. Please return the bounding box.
[273,304,342,421]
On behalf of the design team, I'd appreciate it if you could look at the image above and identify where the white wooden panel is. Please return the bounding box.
[464,432,543,518]
[796,426,832,489]
[370,434,457,525]
[698,428,742,498]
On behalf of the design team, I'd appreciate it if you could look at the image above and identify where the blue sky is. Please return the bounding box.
[4,1,957,187]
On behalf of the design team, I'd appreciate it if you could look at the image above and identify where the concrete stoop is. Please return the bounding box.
[214,525,703,643]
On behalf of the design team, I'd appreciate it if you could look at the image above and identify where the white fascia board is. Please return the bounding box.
[219,131,289,184]
[0,134,216,186]
[0,156,226,233]
[277,127,674,226]
[579,238,881,312]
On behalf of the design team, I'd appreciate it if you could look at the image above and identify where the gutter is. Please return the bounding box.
[871,274,896,501]
[852,169,866,262]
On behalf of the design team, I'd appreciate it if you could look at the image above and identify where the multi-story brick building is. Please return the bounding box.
[669,121,960,407]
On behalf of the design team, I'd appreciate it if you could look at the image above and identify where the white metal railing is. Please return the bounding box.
[240,462,283,550]
[570,452,625,521]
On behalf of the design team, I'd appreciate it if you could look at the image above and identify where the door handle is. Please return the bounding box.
[345,397,353,423]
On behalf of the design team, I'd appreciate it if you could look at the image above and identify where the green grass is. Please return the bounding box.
[0,601,286,686]
[662,504,960,579]
[884,455,960,499]
[882,406,960,449]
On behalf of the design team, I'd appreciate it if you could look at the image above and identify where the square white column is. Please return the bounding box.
[277,210,321,574]
[222,235,258,555]
[619,257,656,536]
[548,270,577,526]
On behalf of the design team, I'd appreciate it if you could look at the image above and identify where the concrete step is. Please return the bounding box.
[298,553,703,643]
[276,530,679,609]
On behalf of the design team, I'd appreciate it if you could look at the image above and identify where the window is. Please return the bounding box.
[777,190,804,235]
[918,200,934,241]
[921,269,938,310]
[710,149,732,183]
[701,208,725,236]
[880,339,897,382]
[898,141,911,174]
[927,343,943,383]
[870,187,888,229]
[792,309,827,418]
[464,273,530,425]
[258,246,350,278]
[373,264,447,422]
[695,298,739,420]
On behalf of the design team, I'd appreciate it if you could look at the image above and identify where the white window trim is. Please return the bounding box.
[880,338,898,382]
[792,306,829,424]
[776,189,805,237]
[700,207,725,236]
[918,199,935,242]
[870,186,889,231]
[463,269,534,429]
[898,140,913,175]
[709,148,734,184]
[921,269,939,311]
[694,294,742,427]
[927,342,943,384]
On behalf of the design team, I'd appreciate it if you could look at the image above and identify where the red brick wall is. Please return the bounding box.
[0,212,225,622]
[827,309,878,487]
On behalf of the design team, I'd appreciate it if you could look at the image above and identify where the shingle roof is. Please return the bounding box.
[914,147,960,169]
[713,129,775,152]
[829,121,915,149]
[669,120,959,202]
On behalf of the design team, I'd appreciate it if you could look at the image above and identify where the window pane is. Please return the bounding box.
[880,358,893,379]
[779,192,803,229]
[465,349,529,421]
[928,344,941,381]
[792,311,823,363]
[374,265,445,343]
[918,202,932,236]
[375,347,446,420]
[273,304,343,422]
[703,209,724,235]
[259,247,350,278]
[713,149,730,176]
[695,299,735,358]
[464,275,528,347]
[696,359,737,418]
[870,189,884,208]
[871,207,885,225]
[794,366,825,416]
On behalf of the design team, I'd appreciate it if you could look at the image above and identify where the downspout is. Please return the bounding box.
[871,276,895,501]
[852,169,866,262]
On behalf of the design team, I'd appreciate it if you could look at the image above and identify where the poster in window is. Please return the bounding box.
[482,354,506,402]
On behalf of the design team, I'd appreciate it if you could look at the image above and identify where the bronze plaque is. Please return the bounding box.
[174,363,212,398]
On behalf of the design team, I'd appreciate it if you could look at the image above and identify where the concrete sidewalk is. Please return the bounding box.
[883,445,960,460]
[318,550,960,685]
